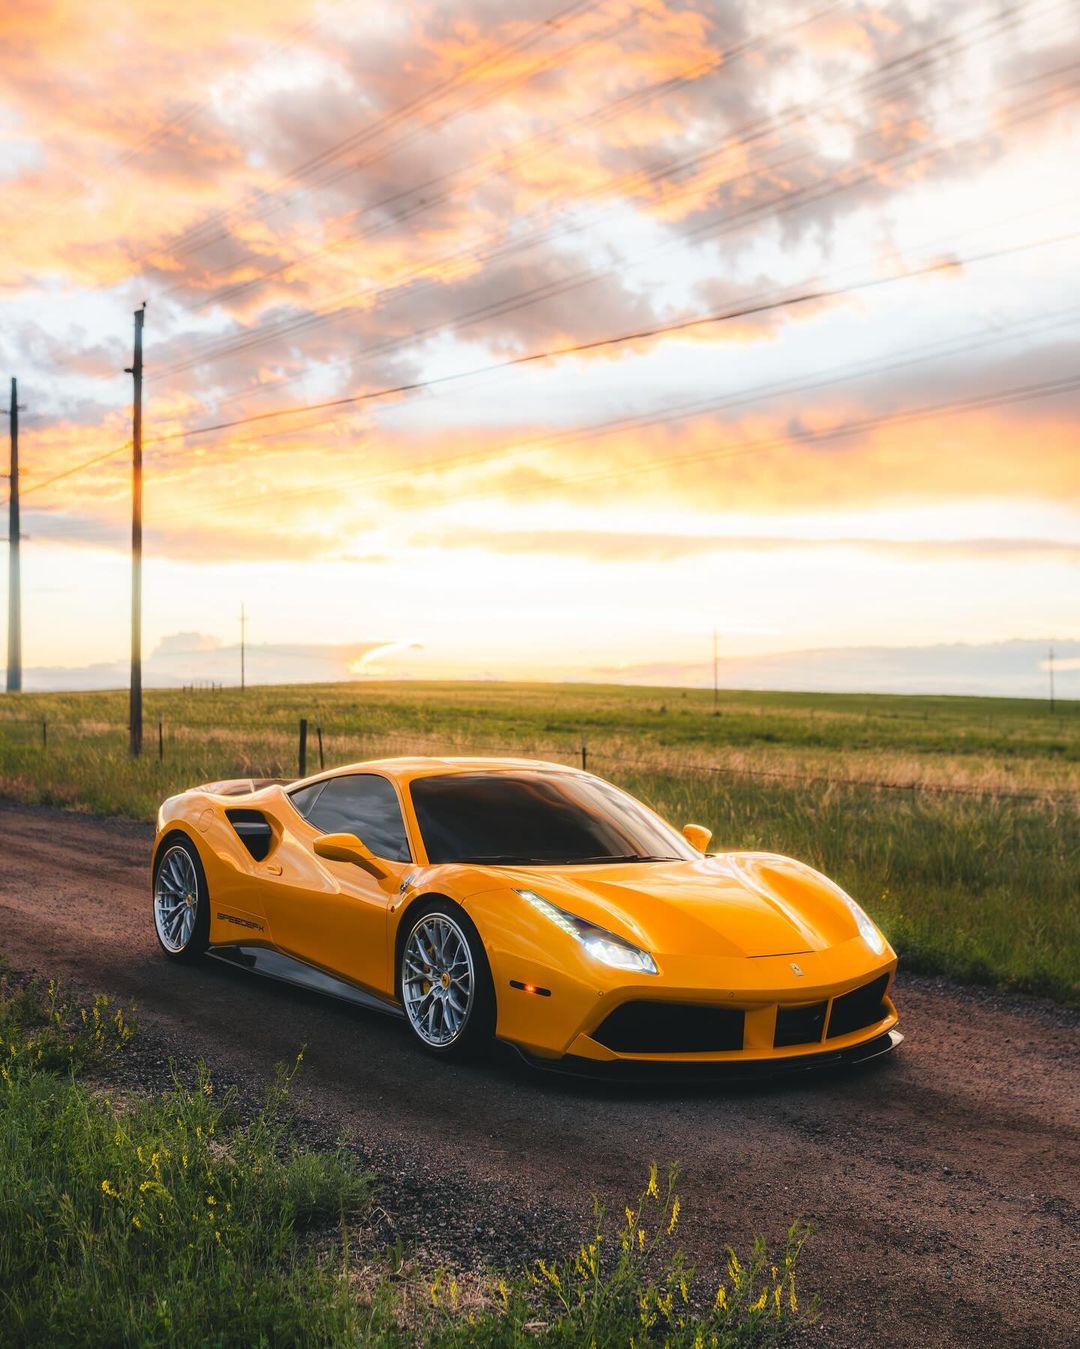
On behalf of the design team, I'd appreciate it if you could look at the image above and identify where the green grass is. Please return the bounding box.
[0,969,811,1347]
[0,681,1077,1001]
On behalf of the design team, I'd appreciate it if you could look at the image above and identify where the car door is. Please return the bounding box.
[264,773,413,997]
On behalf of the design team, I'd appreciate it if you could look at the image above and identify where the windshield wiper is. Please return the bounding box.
[450,853,683,866]
[453,855,545,865]
[556,854,683,864]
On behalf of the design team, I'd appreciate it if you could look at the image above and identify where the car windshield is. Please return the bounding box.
[410,772,697,865]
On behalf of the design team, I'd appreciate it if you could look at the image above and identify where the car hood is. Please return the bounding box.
[472,851,859,958]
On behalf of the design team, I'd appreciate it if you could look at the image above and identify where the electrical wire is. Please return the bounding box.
[151,0,1071,385]
[21,227,1078,501]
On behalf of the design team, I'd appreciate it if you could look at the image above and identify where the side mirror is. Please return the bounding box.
[313,832,387,878]
[682,823,712,853]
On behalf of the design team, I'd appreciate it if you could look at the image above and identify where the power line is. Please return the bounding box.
[142,230,1080,446]
[121,0,605,277]
[442,372,1080,510]
[171,1,844,317]
[21,445,130,499]
[17,227,1080,502]
[161,1,643,276]
[152,0,1073,386]
[151,6,1067,393]
[218,299,1080,514]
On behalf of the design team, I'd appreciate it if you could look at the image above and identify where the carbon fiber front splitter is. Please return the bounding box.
[514,1028,903,1083]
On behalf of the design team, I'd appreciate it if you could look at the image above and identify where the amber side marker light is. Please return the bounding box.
[510,980,551,997]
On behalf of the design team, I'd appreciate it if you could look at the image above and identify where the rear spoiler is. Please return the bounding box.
[194,777,295,797]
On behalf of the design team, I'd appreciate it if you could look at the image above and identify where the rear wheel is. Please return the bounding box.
[400,901,494,1059]
[153,835,210,961]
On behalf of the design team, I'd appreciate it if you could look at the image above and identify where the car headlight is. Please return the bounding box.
[515,889,658,974]
[842,894,886,955]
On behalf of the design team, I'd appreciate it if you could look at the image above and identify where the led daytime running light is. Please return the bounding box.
[515,889,658,974]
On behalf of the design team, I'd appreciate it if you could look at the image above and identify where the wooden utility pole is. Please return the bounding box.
[1049,644,1056,714]
[712,627,718,714]
[6,378,21,693]
[126,306,145,756]
[240,602,246,691]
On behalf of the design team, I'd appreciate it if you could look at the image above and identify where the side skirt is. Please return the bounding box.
[206,945,405,1019]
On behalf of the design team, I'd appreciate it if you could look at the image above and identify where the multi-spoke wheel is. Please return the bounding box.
[153,835,210,961]
[400,902,494,1058]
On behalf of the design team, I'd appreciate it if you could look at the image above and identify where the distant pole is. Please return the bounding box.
[712,627,718,714]
[1049,644,1056,714]
[6,377,21,692]
[240,602,246,691]
[125,305,146,756]
[298,717,308,777]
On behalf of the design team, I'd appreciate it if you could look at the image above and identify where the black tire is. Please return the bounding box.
[398,898,495,1060]
[152,832,211,962]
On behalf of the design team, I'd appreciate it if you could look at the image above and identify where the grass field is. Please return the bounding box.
[0,969,808,1346]
[0,681,1077,1002]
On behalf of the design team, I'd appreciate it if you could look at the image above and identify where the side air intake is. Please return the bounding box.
[225,809,274,862]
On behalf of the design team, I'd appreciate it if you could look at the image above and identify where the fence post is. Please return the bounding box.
[580,732,587,772]
[317,719,325,771]
[158,718,164,761]
[299,718,308,777]
[41,718,47,749]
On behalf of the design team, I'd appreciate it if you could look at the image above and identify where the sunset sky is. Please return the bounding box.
[2,0,1079,692]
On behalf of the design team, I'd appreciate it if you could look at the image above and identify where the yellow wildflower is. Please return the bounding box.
[668,1197,681,1234]
[538,1259,561,1289]
[100,1180,120,1199]
[647,1163,659,1199]
[638,1228,646,1251]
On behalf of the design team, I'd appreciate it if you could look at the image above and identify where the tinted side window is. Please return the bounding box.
[288,782,325,818]
[305,775,411,862]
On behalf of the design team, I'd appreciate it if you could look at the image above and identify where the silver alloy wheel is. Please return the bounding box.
[402,913,475,1048]
[154,845,200,953]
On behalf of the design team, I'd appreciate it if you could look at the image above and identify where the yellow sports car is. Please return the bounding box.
[152,757,901,1075]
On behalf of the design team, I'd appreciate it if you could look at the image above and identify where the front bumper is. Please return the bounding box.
[516,1027,903,1082]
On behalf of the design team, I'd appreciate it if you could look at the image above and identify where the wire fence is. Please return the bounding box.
[1,713,1077,806]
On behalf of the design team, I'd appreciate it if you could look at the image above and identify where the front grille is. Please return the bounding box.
[827,974,889,1039]
[774,1000,828,1047]
[593,1001,745,1054]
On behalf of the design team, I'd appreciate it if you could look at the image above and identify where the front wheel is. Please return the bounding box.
[153,835,210,961]
[400,902,495,1059]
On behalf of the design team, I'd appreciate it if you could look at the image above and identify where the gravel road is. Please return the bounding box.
[1,801,1077,1348]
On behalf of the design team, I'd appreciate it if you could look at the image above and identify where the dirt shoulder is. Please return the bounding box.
[2,801,1077,1347]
